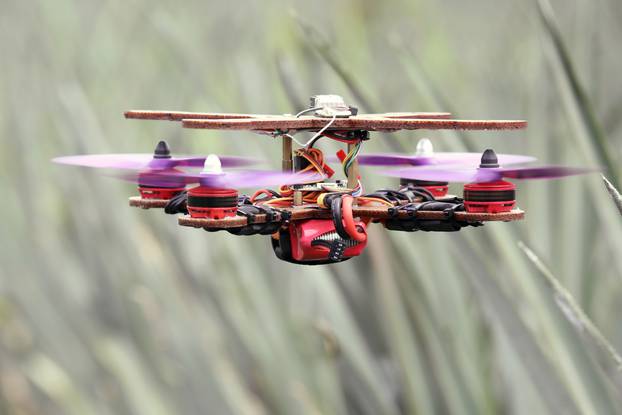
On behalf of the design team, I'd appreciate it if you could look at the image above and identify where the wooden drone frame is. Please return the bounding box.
[128,196,524,230]
[125,108,527,230]
[125,109,526,184]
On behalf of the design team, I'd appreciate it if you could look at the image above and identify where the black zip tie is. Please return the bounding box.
[443,203,464,220]
[236,206,258,224]
[274,208,291,224]
[239,204,277,224]
[238,195,253,205]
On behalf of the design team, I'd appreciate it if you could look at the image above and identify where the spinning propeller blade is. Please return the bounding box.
[52,141,258,171]
[496,166,597,180]
[329,138,537,167]
[124,169,324,189]
[380,148,596,183]
[108,154,324,189]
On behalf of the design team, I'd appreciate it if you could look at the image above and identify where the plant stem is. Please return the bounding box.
[602,175,622,217]
[518,241,622,371]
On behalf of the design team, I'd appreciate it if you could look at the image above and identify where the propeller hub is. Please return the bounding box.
[201,154,224,175]
[479,149,499,168]
[415,138,434,158]
[153,140,172,159]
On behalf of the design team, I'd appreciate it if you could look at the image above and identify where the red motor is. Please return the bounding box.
[288,219,367,263]
[138,170,185,200]
[138,185,185,200]
[138,169,186,200]
[463,180,516,213]
[187,187,238,219]
[137,142,186,200]
[401,178,449,198]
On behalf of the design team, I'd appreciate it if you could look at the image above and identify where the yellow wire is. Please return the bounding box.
[356,197,394,207]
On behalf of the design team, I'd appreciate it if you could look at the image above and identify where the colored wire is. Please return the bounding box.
[356,196,394,207]
[342,140,362,177]
[304,113,337,148]
[250,144,363,210]
[282,113,338,149]
[293,148,333,178]
[323,132,359,145]
[351,179,363,197]
[286,133,310,148]
[295,107,321,117]
[341,195,367,242]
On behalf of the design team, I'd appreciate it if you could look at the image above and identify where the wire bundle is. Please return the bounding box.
[248,148,329,207]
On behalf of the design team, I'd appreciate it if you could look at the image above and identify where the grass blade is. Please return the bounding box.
[518,241,622,370]
[537,0,620,186]
[602,175,622,217]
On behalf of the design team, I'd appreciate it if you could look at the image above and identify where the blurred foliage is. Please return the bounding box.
[1,0,622,414]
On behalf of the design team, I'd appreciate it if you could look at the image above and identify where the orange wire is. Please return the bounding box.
[250,189,278,203]
[294,148,334,178]
[251,148,340,208]
[356,196,394,207]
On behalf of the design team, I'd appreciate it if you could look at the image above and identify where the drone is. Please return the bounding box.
[54,95,594,265]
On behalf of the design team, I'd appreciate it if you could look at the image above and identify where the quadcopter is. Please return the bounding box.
[54,95,593,265]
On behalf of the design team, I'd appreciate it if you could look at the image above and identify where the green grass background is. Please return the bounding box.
[1,0,622,414]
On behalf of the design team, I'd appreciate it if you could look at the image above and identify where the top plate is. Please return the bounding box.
[125,110,526,133]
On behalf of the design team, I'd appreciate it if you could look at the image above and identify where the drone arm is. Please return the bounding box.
[180,117,527,132]
[360,112,452,119]
[124,110,259,121]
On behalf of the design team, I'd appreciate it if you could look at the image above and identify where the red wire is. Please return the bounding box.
[341,196,367,242]
[323,132,359,144]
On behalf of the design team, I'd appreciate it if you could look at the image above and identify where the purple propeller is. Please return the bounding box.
[115,154,325,189]
[380,149,597,183]
[121,170,325,189]
[328,139,536,167]
[52,141,258,171]
[350,152,536,167]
